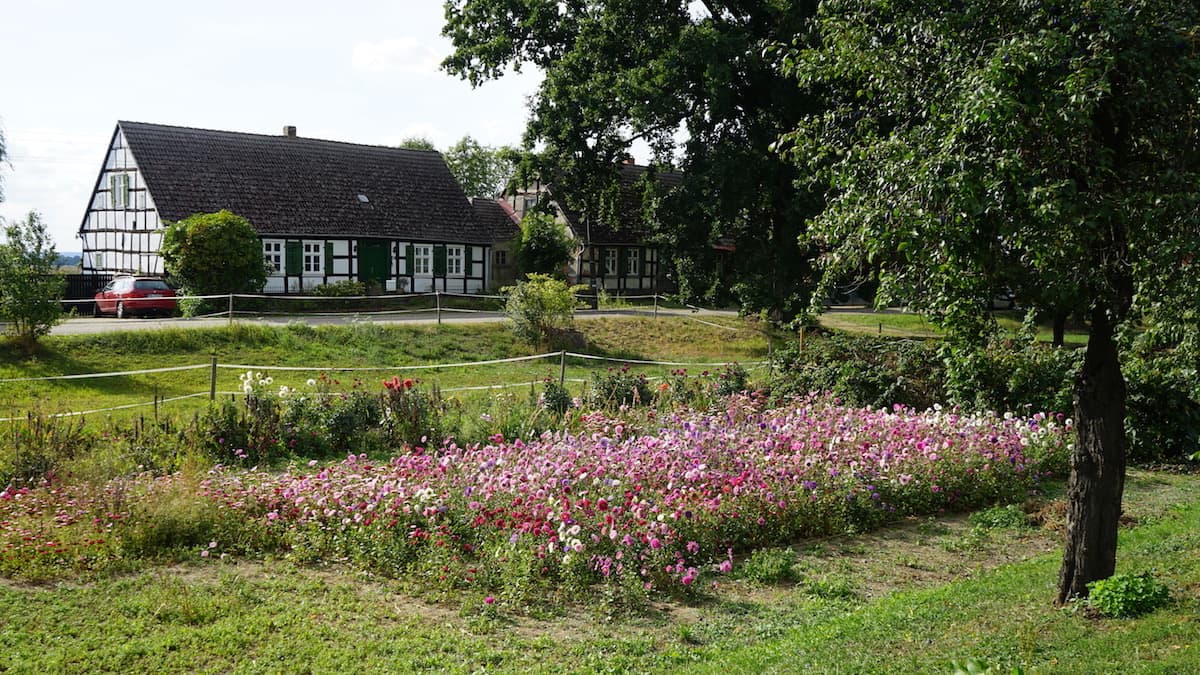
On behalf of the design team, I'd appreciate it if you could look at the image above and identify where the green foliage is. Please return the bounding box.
[381,378,459,449]
[443,135,518,198]
[514,212,573,278]
[968,504,1031,530]
[0,414,92,487]
[443,0,822,318]
[160,210,269,305]
[312,280,367,297]
[503,273,585,345]
[587,366,653,409]
[1123,353,1200,464]
[397,136,436,151]
[737,548,799,585]
[540,380,572,415]
[1086,572,1170,618]
[0,211,65,348]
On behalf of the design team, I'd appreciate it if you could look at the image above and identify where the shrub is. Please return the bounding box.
[503,273,586,345]
[588,366,653,409]
[160,210,269,297]
[313,280,367,297]
[381,376,459,449]
[514,212,573,278]
[968,504,1030,530]
[0,414,93,487]
[1086,571,1170,618]
[737,548,798,584]
[1123,354,1200,463]
[0,211,64,349]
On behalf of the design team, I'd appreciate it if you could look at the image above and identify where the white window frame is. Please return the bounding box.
[303,242,323,274]
[626,248,640,276]
[604,249,618,276]
[413,245,432,275]
[446,245,464,276]
[110,173,130,209]
[263,240,283,274]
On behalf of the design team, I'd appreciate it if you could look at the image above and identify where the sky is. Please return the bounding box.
[0,0,542,251]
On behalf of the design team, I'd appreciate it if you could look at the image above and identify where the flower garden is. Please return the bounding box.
[0,386,1069,605]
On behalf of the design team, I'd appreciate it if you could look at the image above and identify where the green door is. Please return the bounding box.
[358,239,390,287]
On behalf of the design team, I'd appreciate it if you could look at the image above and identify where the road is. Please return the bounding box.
[42,306,742,336]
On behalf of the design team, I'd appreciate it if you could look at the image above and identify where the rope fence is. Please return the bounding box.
[0,349,769,423]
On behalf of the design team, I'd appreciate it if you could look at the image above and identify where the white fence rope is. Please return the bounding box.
[0,363,210,384]
[564,352,765,367]
[216,352,561,373]
[0,392,208,422]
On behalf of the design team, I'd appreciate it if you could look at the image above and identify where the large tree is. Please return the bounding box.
[161,210,269,296]
[443,0,822,316]
[783,0,1200,602]
[443,135,518,198]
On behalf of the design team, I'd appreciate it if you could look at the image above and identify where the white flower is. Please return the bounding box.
[306,378,317,387]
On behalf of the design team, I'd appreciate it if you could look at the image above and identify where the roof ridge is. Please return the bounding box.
[116,120,445,155]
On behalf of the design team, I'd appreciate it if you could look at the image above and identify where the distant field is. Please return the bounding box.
[819,309,1090,345]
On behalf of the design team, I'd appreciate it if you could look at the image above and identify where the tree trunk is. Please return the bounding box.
[1052,313,1067,348]
[1056,305,1127,605]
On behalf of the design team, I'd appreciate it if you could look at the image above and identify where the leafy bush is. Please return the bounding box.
[0,414,93,487]
[503,274,586,345]
[1086,571,1170,618]
[381,376,459,449]
[541,380,573,415]
[514,211,573,278]
[770,332,944,409]
[968,504,1030,529]
[313,280,367,297]
[588,366,654,409]
[1123,354,1200,463]
[737,548,798,584]
[160,210,269,296]
[0,211,65,349]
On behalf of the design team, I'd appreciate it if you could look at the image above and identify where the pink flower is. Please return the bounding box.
[484,596,495,605]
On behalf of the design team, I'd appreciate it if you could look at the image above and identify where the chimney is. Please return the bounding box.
[283,125,297,138]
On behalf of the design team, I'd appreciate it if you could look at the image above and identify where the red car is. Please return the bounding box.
[94,276,178,318]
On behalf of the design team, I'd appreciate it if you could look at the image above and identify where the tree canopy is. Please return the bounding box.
[443,0,822,316]
[397,136,437,151]
[443,135,518,198]
[161,210,268,296]
[782,0,1200,602]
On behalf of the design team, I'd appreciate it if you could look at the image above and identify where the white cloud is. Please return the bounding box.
[351,38,443,75]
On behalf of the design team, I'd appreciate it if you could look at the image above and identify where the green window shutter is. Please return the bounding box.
[405,243,414,274]
[325,242,334,273]
[433,244,447,276]
[617,247,627,277]
[285,241,302,274]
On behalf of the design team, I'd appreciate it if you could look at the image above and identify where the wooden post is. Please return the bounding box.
[228,294,234,326]
[798,325,805,353]
[436,291,442,325]
[653,294,659,318]
[209,356,218,401]
[559,350,567,387]
[153,384,159,421]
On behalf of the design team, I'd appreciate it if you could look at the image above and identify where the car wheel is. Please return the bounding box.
[116,301,126,319]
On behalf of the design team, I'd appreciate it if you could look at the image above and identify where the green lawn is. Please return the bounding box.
[2,470,1195,673]
[0,316,770,423]
[819,309,1090,345]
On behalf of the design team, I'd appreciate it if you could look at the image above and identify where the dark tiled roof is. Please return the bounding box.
[471,197,521,242]
[553,164,683,245]
[119,121,488,244]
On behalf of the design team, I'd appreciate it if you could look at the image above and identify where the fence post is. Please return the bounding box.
[228,294,234,326]
[559,350,567,387]
[653,294,659,319]
[436,291,442,325]
[209,356,218,401]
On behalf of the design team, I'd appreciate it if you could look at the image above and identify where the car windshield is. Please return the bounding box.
[133,280,171,290]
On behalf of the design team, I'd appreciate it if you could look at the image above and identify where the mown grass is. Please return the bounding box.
[819,309,1090,345]
[0,471,1194,673]
[0,316,770,423]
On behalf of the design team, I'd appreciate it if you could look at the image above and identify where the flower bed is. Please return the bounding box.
[199,396,1068,600]
[0,396,1068,597]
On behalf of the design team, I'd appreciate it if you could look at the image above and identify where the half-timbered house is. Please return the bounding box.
[79,121,491,293]
[502,163,681,293]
